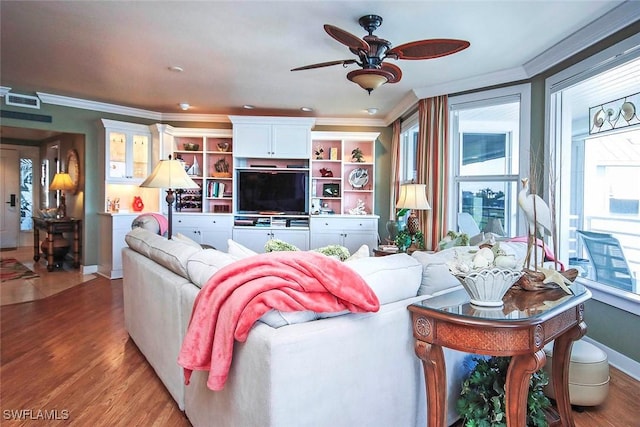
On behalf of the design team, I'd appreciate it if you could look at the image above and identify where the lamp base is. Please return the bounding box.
[407,212,420,235]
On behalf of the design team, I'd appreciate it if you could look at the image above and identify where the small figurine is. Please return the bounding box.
[348,199,367,215]
[314,145,324,160]
[320,168,333,177]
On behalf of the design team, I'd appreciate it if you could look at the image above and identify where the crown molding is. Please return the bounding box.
[37,92,162,120]
[384,91,419,126]
[314,117,387,127]
[0,86,12,97]
[412,66,528,101]
[34,91,387,127]
[523,1,640,77]
[159,112,231,123]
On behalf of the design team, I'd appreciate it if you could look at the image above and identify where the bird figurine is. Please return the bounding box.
[517,177,552,269]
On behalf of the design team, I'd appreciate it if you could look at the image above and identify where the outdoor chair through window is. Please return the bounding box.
[576,230,634,292]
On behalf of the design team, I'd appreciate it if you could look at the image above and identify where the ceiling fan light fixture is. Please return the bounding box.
[347,69,393,94]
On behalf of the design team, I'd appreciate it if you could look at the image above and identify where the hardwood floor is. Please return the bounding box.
[1,269,639,426]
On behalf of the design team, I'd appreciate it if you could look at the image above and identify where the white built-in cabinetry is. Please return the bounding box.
[97,212,139,279]
[98,118,381,279]
[310,216,378,255]
[230,116,312,159]
[173,214,234,251]
[101,119,151,183]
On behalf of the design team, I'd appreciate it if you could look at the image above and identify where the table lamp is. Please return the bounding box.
[140,156,199,239]
[49,172,75,218]
[396,182,431,251]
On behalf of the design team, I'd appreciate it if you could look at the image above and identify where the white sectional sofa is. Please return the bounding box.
[122,228,476,427]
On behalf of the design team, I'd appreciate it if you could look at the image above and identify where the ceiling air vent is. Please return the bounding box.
[5,93,41,109]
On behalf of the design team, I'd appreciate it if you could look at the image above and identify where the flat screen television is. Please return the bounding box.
[237,170,309,214]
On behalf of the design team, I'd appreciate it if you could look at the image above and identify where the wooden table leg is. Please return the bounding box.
[506,349,546,426]
[551,321,587,427]
[33,226,40,262]
[72,221,80,268]
[415,340,446,427]
[46,230,54,271]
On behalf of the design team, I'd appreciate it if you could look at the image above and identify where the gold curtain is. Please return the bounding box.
[416,96,449,250]
[389,119,402,219]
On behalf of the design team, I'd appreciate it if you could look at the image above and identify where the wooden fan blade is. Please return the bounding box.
[291,59,357,72]
[387,39,470,60]
[381,62,402,83]
[324,24,370,51]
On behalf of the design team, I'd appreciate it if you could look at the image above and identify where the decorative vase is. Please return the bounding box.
[132,196,144,212]
[455,268,523,307]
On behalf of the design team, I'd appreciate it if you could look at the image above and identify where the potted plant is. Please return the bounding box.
[457,356,551,427]
[351,147,364,163]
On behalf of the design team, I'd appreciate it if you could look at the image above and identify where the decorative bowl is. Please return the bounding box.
[217,142,230,152]
[183,143,200,151]
[455,268,523,307]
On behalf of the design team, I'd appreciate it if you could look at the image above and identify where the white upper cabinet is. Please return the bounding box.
[101,119,151,183]
[230,116,314,159]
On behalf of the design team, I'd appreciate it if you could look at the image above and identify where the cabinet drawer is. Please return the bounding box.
[175,214,233,229]
[310,216,377,231]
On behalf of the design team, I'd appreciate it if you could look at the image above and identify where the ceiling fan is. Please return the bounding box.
[291,14,470,94]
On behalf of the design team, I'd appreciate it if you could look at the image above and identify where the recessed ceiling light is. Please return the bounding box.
[366,108,378,115]
[243,105,255,110]
[168,66,184,72]
[179,103,190,110]
[300,107,313,112]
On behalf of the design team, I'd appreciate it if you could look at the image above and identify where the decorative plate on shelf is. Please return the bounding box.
[348,167,369,189]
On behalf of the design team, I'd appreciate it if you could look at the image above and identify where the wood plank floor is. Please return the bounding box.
[1,274,639,426]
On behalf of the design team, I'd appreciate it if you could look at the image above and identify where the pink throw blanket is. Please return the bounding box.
[177,251,380,391]
[137,213,169,236]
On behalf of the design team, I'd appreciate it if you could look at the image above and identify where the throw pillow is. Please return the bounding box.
[227,239,258,259]
[412,248,471,296]
[172,232,203,249]
[345,244,370,262]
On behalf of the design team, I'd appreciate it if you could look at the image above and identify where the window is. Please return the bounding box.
[546,33,640,311]
[449,84,531,237]
[399,112,418,183]
[20,158,33,231]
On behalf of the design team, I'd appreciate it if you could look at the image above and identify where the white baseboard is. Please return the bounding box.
[583,336,640,381]
[82,264,98,275]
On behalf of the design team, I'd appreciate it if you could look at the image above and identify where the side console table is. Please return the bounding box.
[32,217,82,272]
[408,284,591,427]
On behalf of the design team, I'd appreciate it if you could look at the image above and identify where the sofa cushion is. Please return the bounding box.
[259,310,319,327]
[345,253,422,305]
[227,239,258,258]
[125,228,201,279]
[187,249,239,288]
[172,232,204,250]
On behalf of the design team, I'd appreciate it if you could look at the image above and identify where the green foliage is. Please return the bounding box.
[264,239,299,252]
[351,147,364,162]
[394,229,424,252]
[312,244,350,261]
[457,356,550,427]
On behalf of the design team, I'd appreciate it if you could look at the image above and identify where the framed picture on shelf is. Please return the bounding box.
[323,183,340,197]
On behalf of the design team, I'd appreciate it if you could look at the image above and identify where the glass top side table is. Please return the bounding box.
[408,284,591,427]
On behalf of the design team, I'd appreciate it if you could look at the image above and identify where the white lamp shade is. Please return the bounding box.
[396,183,431,210]
[139,159,200,189]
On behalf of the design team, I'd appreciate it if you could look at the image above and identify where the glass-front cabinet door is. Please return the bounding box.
[103,120,151,183]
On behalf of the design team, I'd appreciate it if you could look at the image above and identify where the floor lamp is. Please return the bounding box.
[396,182,431,252]
[140,156,199,239]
